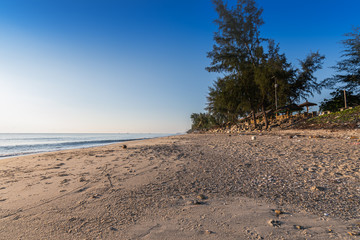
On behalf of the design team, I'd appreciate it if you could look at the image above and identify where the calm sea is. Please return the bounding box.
[0,133,172,159]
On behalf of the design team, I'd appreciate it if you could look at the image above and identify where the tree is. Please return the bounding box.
[207,75,245,123]
[190,113,219,131]
[322,27,360,93]
[289,52,325,102]
[205,0,325,130]
[319,90,360,112]
[254,40,295,128]
[206,0,265,128]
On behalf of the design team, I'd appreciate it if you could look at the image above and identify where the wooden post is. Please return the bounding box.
[344,90,347,109]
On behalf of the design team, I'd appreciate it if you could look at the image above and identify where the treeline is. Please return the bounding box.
[190,0,360,132]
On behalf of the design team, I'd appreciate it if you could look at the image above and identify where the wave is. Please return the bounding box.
[0,138,144,151]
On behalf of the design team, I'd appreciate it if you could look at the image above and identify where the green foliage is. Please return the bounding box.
[206,0,263,124]
[204,0,325,129]
[308,105,360,125]
[322,27,360,93]
[289,52,325,102]
[190,113,220,131]
[319,90,360,112]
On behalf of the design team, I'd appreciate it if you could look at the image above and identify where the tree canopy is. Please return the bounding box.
[319,90,360,112]
[322,27,360,93]
[202,0,324,129]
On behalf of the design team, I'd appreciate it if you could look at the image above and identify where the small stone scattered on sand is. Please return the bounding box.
[197,194,207,200]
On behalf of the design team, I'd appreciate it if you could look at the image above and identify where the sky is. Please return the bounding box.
[0,0,359,133]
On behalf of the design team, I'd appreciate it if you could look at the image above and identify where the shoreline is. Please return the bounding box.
[0,131,359,239]
[0,134,175,160]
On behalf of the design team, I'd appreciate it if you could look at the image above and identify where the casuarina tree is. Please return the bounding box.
[322,27,360,93]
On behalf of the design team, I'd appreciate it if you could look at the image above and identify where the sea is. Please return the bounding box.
[0,133,173,159]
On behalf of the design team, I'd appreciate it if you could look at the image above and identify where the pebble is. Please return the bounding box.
[294,225,305,230]
[311,186,326,191]
[274,210,283,216]
[197,194,207,200]
[122,145,127,149]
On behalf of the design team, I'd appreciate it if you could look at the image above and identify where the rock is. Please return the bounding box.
[294,225,305,230]
[251,136,256,140]
[197,194,207,200]
[311,186,326,191]
[274,210,283,216]
[204,230,212,234]
[122,145,127,149]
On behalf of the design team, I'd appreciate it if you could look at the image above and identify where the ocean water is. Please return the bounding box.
[0,133,172,159]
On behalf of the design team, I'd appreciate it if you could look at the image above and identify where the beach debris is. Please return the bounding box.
[268,219,282,227]
[251,136,256,140]
[204,230,213,234]
[328,229,333,233]
[197,194,207,200]
[122,144,127,149]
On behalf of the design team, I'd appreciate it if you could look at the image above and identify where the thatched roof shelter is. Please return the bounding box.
[299,101,317,113]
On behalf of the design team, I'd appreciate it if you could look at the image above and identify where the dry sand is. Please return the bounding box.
[0,130,359,239]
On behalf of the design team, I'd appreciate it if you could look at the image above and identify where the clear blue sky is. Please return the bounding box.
[0,0,358,133]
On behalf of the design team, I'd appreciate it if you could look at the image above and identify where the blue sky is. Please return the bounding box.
[0,0,359,133]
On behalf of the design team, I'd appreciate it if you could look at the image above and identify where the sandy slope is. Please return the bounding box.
[0,132,359,239]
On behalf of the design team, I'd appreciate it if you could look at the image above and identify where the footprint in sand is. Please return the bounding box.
[40,175,52,180]
[58,172,69,177]
[60,179,71,184]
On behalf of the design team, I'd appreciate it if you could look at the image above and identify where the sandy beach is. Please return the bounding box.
[0,130,359,239]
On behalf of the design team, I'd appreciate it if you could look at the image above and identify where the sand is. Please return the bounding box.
[0,130,359,239]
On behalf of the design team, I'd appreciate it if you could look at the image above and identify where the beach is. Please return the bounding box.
[0,130,359,239]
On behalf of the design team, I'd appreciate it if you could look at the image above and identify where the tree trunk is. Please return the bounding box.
[252,110,257,129]
[262,104,269,129]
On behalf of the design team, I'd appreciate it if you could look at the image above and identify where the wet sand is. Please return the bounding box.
[0,131,359,239]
